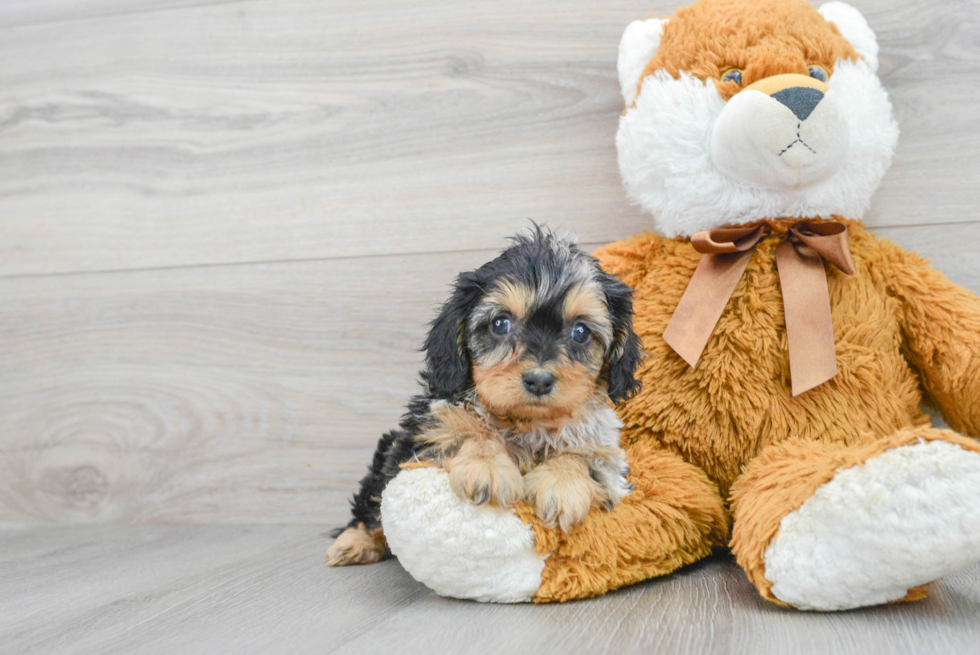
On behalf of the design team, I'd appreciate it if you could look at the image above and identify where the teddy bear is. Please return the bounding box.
[377,0,980,610]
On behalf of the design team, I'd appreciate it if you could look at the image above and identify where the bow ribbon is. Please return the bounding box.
[662,222,856,396]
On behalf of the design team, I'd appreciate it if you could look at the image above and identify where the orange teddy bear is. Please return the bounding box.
[379,0,980,610]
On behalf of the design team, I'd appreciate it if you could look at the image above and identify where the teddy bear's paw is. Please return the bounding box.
[446,449,524,508]
[380,467,545,603]
[524,457,606,532]
[764,439,980,611]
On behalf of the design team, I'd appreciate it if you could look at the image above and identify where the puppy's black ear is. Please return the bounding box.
[422,271,483,400]
[599,270,644,404]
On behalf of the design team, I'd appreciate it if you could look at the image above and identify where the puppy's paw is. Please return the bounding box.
[325,525,387,567]
[447,450,524,508]
[524,458,606,532]
[589,449,634,510]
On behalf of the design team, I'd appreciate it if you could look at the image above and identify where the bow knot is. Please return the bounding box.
[662,221,856,396]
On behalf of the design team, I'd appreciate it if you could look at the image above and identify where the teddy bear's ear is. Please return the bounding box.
[617,18,667,106]
[818,2,879,72]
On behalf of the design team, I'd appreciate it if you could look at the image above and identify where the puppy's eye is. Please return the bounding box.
[808,65,829,82]
[570,322,591,344]
[720,68,743,86]
[490,314,512,336]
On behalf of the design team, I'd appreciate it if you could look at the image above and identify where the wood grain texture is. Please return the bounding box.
[1,0,979,276]
[0,0,238,29]
[2,524,980,655]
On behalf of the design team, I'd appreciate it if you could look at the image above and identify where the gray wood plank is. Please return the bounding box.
[1,222,977,525]
[0,0,239,29]
[1,0,978,276]
[1,524,979,655]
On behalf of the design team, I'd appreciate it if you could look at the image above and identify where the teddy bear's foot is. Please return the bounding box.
[381,443,728,602]
[380,466,546,602]
[732,428,980,611]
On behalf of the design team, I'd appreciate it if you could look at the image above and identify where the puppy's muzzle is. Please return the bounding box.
[522,369,556,397]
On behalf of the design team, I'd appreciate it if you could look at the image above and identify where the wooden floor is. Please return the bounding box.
[3,0,980,651]
[2,524,980,655]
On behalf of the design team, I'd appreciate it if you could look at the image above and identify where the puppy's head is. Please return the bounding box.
[422,227,642,422]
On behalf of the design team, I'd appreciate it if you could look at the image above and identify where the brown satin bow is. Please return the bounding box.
[662,221,856,396]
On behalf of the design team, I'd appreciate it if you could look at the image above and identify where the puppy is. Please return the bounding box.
[326,227,643,566]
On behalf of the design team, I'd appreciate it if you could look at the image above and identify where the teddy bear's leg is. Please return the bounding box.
[730,426,980,611]
[380,441,728,603]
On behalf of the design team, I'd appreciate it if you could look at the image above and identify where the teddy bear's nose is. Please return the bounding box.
[771,86,825,121]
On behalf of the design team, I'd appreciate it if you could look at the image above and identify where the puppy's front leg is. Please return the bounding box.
[445,438,524,508]
[419,402,523,507]
[524,453,608,532]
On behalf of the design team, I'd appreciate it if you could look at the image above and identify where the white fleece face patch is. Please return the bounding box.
[710,87,851,190]
[380,466,544,603]
[763,440,980,611]
[616,57,898,237]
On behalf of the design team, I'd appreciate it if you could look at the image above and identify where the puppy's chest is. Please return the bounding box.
[501,405,624,470]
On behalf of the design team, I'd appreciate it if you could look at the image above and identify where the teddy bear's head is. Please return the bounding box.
[616,0,898,237]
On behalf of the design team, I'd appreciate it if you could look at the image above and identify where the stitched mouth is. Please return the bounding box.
[778,122,816,156]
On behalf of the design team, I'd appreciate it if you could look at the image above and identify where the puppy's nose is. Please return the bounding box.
[522,370,556,397]
[771,87,824,121]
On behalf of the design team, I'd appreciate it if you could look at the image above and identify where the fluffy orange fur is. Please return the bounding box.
[515,441,729,602]
[604,219,944,499]
[639,0,858,101]
[514,218,980,602]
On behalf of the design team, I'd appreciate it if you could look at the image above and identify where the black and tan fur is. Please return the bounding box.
[326,227,643,566]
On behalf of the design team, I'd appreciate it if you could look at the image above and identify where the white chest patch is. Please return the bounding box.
[509,402,624,455]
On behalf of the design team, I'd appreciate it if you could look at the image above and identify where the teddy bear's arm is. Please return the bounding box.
[878,239,980,436]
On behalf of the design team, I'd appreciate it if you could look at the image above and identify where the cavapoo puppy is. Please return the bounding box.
[326,227,643,566]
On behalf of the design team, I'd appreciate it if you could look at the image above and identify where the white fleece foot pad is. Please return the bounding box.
[380,467,544,603]
[764,440,980,610]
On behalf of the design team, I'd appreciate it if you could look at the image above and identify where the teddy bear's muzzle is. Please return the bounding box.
[710,73,851,191]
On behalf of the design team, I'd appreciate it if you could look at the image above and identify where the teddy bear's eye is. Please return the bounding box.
[808,65,829,82]
[720,68,743,86]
